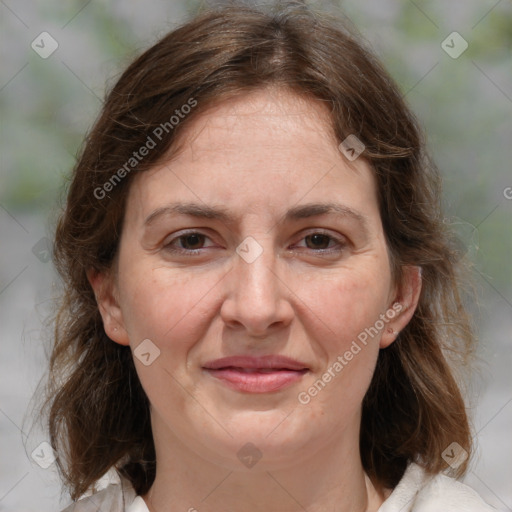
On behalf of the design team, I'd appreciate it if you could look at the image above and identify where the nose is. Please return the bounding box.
[220,239,294,337]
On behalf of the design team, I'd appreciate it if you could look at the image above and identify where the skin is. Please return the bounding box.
[90,87,421,512]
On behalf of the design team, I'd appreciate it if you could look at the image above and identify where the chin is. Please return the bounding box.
[197,411,318,465]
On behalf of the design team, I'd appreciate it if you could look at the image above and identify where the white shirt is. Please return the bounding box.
[61,463,496,511]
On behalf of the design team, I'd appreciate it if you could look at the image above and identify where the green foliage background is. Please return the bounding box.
[0,2,510,509]
[1,0,510,292]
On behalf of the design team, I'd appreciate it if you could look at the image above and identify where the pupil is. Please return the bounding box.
[308,234,329,249]
[183,234,203,249]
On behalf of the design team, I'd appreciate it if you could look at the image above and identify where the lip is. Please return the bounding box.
[202,355,309,393]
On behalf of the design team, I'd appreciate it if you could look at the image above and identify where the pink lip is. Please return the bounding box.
[203,355,309,393]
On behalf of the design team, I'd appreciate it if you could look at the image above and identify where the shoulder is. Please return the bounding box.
[60,469,140,512]
[379,463,496,512]
[59,463,496,512]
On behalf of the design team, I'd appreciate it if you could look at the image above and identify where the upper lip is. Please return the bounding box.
[202,355,309,371]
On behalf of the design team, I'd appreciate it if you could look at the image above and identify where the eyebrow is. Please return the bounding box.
[143,201,369,233]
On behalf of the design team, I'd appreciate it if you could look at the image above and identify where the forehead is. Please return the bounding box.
[174,88,339,161]
[126,88,379,225]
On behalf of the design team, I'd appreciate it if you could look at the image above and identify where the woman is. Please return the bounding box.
[44,2,495,511]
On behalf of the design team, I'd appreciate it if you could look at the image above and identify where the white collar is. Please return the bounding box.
[64,462,495,511]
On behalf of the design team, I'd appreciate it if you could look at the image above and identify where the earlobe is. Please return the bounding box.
[380,266,422,349]
[86,268,130,346]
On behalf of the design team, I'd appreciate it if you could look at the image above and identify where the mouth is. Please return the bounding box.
[202,355,309,393]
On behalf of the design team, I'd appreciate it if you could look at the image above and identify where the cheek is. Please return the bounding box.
[117,266,225,407]
[295,269,389,419]
[118,263,222,351]
[301,260,392,350]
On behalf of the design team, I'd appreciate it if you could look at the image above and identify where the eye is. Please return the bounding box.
[163,231,214,253]
[294,231,347,253]
[162,230,347,256]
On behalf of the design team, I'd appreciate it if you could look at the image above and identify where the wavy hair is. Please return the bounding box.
[40,2,475,500]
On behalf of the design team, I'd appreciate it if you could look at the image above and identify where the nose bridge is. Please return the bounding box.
[236,235,279,302]
[223,234,291,333]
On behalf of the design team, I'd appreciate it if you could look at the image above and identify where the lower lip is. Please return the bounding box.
[204,368,308,393]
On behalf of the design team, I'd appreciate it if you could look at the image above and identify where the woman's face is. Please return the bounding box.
[96,88,417,471]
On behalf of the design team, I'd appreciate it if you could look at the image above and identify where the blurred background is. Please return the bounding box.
[0,0,510,510]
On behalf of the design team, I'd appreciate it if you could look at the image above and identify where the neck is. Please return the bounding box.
[143,412,386,512]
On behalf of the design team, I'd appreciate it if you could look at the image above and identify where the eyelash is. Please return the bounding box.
[163,230,348,256]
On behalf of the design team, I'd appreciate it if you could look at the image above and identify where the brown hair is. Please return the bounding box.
[42,1,474,500]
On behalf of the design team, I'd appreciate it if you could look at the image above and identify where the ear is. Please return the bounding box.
[380,266,422,349]
[87,268,130,346]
